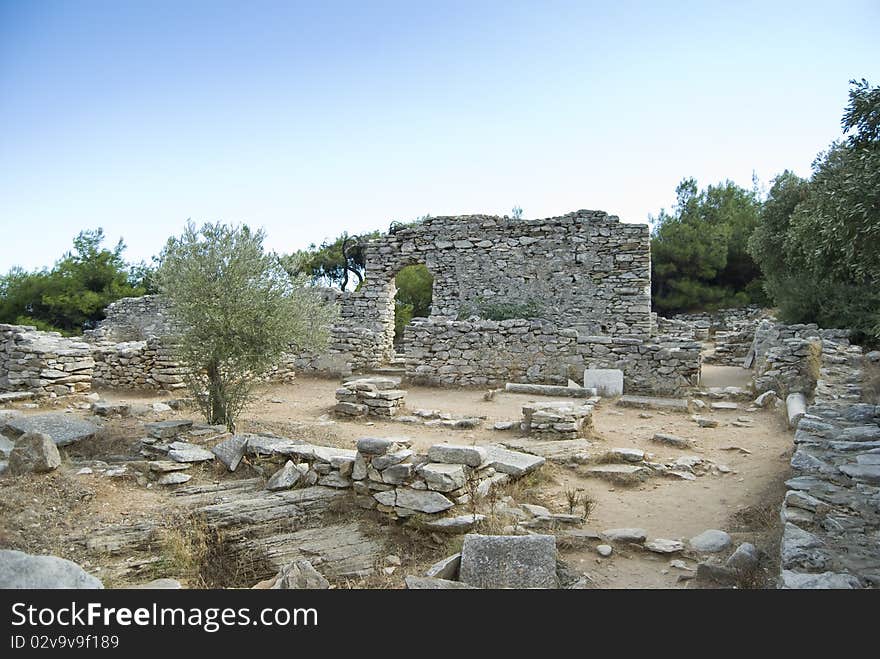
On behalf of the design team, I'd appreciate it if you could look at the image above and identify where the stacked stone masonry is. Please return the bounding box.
[0,324,94,397]
[778,335,879,589]
[403,318,700,396]
[335,378,407,418]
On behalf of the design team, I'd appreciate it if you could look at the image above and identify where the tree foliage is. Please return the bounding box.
[650,178,765,313]
[0,229,148,334]
[749,79,880,342]
[157,222,336,430]
[283,231,381,291]
[393,264,433,341]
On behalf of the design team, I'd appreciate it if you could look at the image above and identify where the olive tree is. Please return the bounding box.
[157,222,336,431]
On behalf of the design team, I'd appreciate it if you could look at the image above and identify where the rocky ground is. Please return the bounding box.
[0,361,797,589]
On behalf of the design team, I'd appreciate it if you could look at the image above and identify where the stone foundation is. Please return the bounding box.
[0,324,94,397]
[334,378,407,417]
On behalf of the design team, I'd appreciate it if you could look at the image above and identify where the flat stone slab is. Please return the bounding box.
[484,445,546,476]
[838,463,880,484]
[500,438,592,463]
[505,383,596,398]
[583,369,624,397]
[651,433,692,449]
[420,462,467,492]
[780,570,862,589]
[4,414,97,447]
[395,488,455,514]
[0,391,35,403]
[602,528,647,544]
[157,472,191,486]
[617,395,690,412]
[245,434,309,456]
[710,402,740,411]
[167,442,215,463]
[143,420,194,439]
[459,534,558,589]
[425,553,461,579]
[582,464,650,482]
[420,515,485,534]
[644,539,685,554]
[427,444,487,467]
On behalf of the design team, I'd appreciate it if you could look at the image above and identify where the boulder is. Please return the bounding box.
[394,488,454,514]
[266,461,301,491]
[0,550,103,589]
[459,534,558,589]
[689,529,732,553]
[8,432,61,474]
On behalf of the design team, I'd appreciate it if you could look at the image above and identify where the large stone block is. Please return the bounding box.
[459,534,558,588]
[583,368,624,396]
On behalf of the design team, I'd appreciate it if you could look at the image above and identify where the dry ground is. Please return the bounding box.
[1,365,792,588]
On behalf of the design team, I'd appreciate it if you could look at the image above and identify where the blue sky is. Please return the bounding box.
[1,0,878,270]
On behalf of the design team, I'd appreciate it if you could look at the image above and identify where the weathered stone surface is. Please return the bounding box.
[148,460,190,473]
[371,449,413,470]
[157,472,191,485]
[266,461,301,491]
[8,432,61,474]
[710,401,739,411]
[144,419,193,439]
[786,393,807,429]
[484,445,545,476]
[425,553,461,579]
[405,576,476,589]
[271,560,330,589]
[505,382,595,398]
[5,414,97,447]
[0,550,103,588]
[780,570,861,589]
[427,444,487,467]
[167,443,214,463]
[781,523,828,569]
[583,464,650,482]
[500,438,591,463]
[421,514,485,534]
[420,463,467,492]
[583,369,623,397]
[644,538,684,554]
[651,433,692,449]
[132,578,182,589]
[597,544,613,557]
[395,488,454,514]
[212,435,249,471]
[602,528,647,544]
[317,472,351,488]
[459,534,558,589]
[689,529,732,553]
[838,463,880,485]
[617,395,690,411]
[726,542,759,572]
[356,437,395,455]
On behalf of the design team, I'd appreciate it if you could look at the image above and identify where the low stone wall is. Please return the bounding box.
[0,324,94,397]
[84,295,173,342]
[334,377,406,417]
[670,306,770,332]
[90,338,186,392]
[403,319,700,395]
[777,338,878,589]
[704,328,755,367]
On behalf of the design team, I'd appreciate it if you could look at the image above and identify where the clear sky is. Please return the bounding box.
[1,0,878,271]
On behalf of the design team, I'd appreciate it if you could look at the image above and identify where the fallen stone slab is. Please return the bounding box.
[157,472,191,486]
[395,488,455,514]
[90,402,131,417]
[500,438,592,463]
[0,550,103,588]
[356,437,396,455]
[617,395,690,412]
[4,413,97,447]
[505,383,596,398]
[555,529,602,549]
[484,445,545,477]
[8,432,61,474]
[212,435,249,471]
[582,464,650,483]
[420,463,467,492]
[583,369,623,397]
[780,570,862,589]
[266,461,301,491]
[710,401,739,411]
[132,578,182,589]
[689,529,732,553]
[427,444,487,467]
[244,434,308,457]
[144,420,193,439]
[405,576,476,589]
[459,534,558,589]
[425,553,461,579]
[167,442,214,463]
[0,391,34,404]
[148,460,190,473]
[644,538,685,554]
[651,433,692,449]
[693,416,719,428]
[602,528,647,544]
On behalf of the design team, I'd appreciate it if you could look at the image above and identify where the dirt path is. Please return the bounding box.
[90,374,792,588]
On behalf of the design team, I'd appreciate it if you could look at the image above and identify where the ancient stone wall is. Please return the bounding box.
[85,295,172,342]
[0,324,94,397]
[403,318,700,395]
[90,338,186,392]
